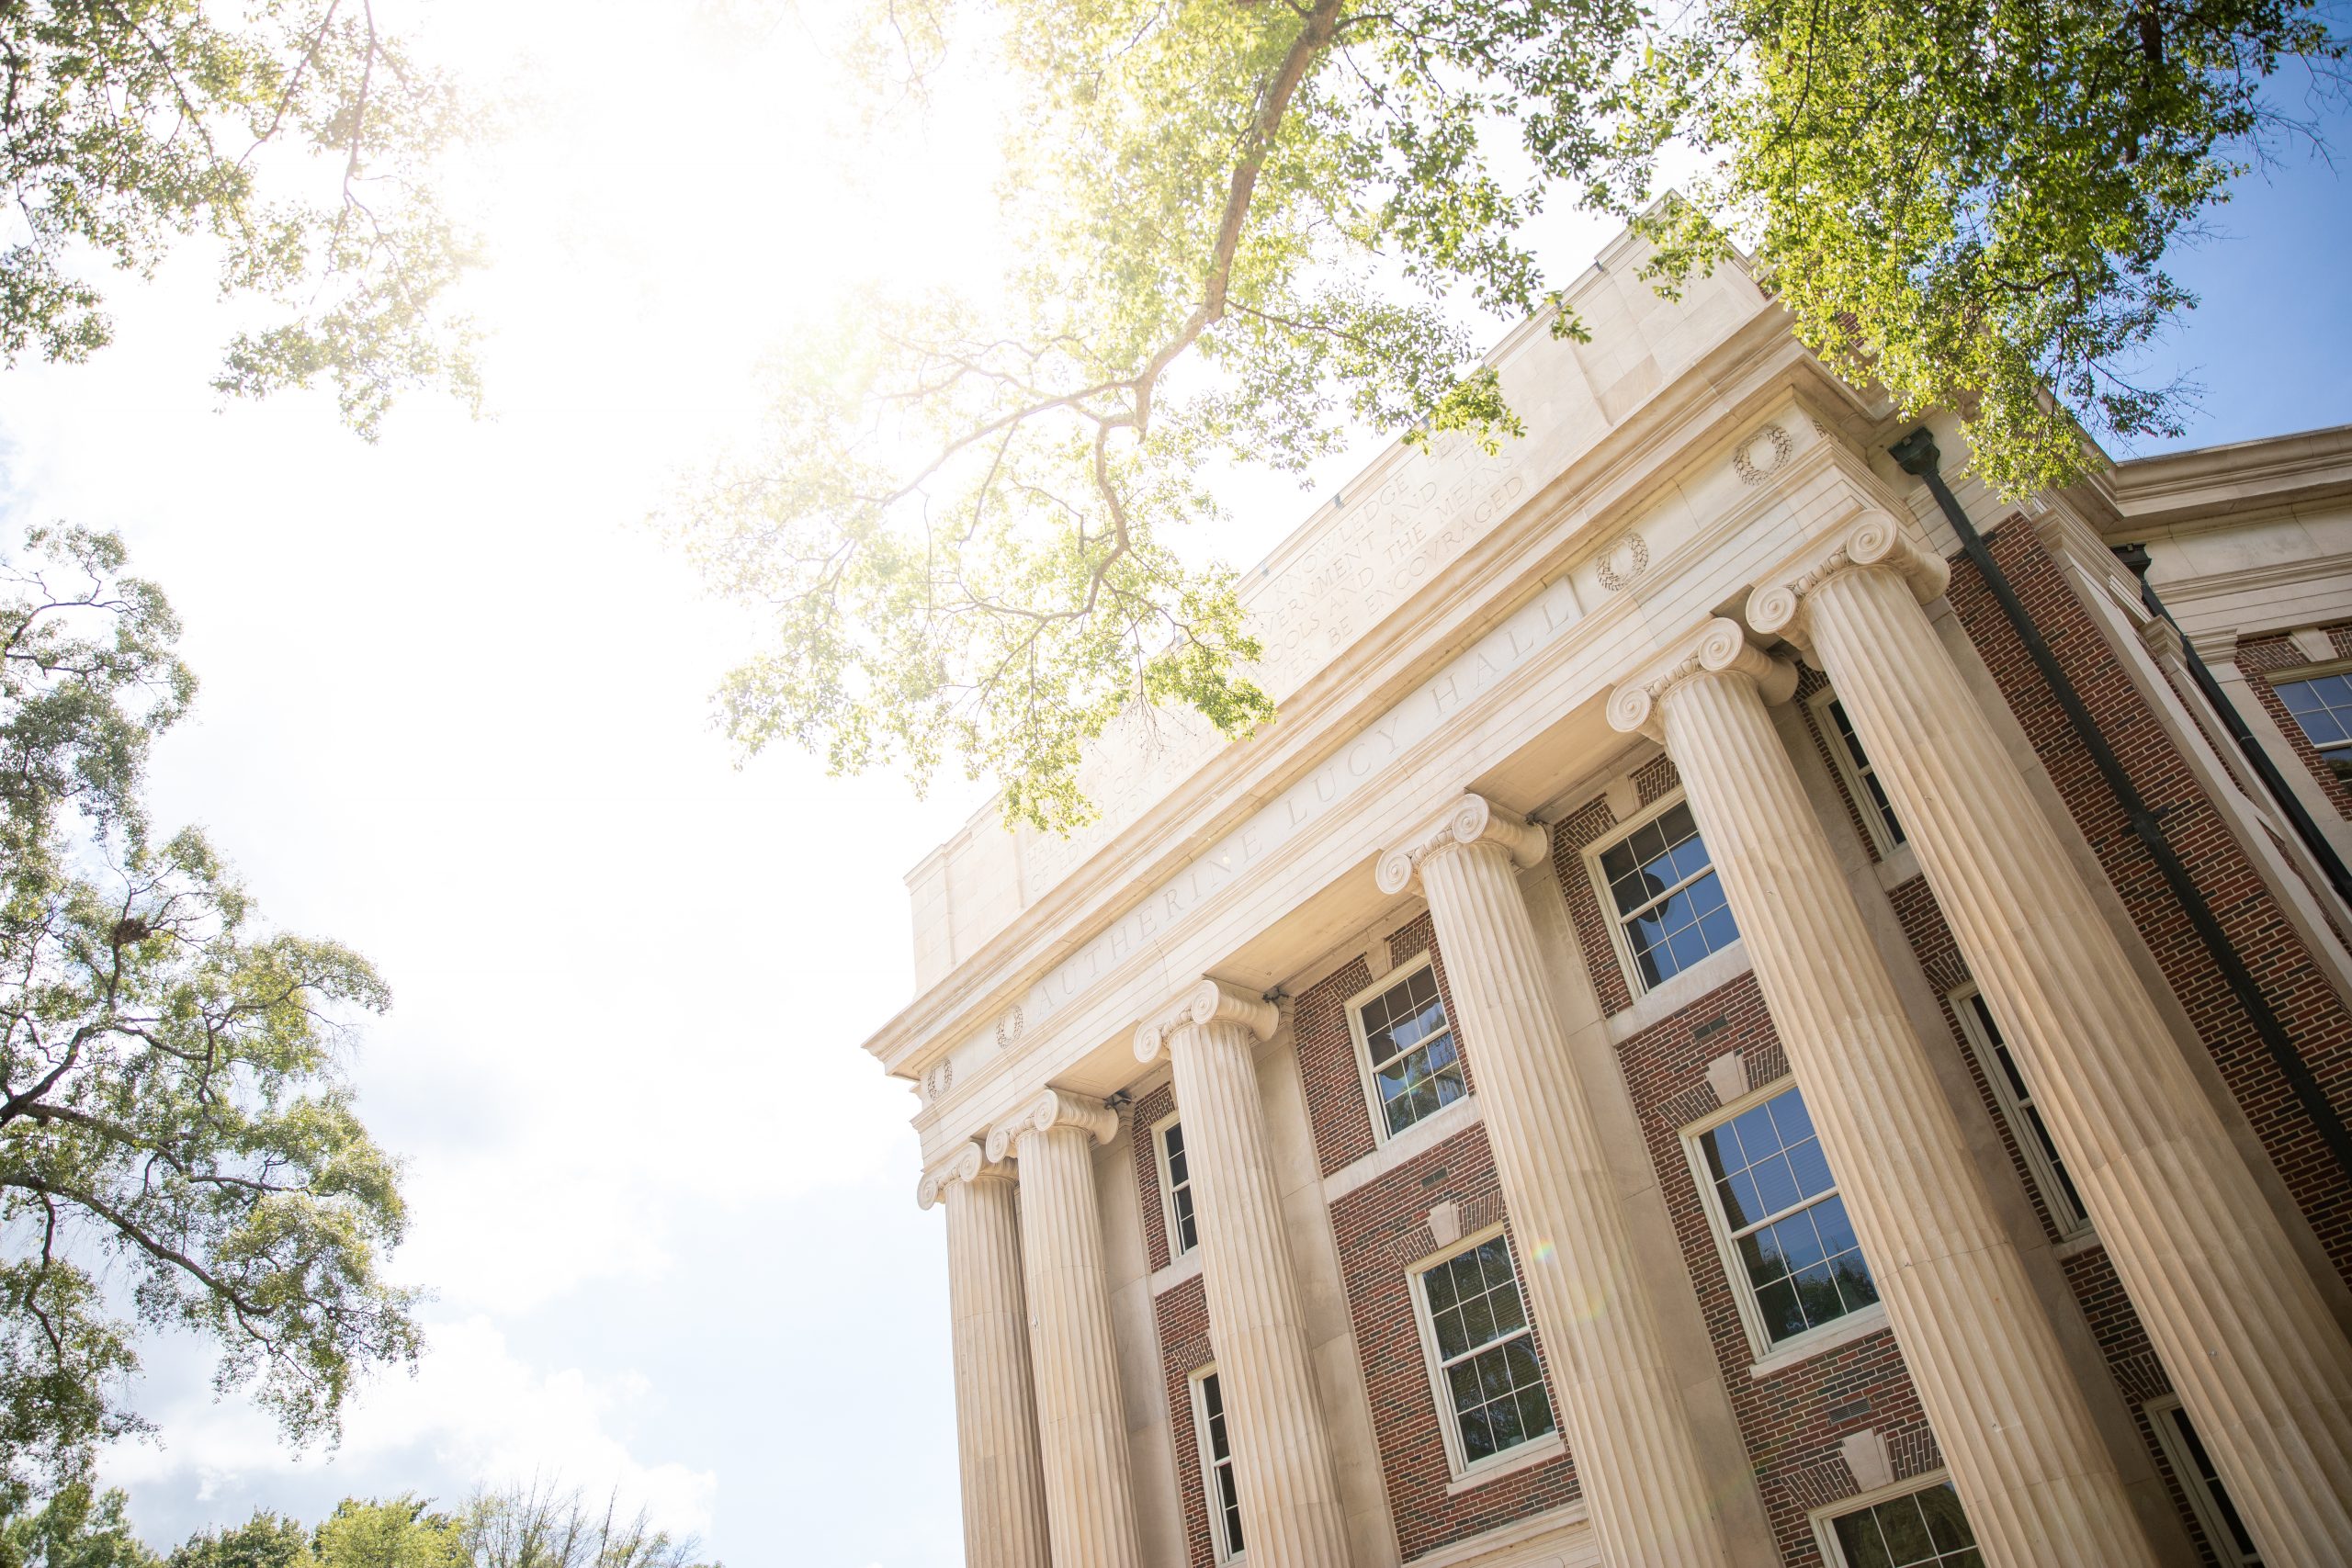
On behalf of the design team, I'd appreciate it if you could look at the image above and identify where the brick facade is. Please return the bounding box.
[1600,965,1939,1566]
[1950,520,2352,1283]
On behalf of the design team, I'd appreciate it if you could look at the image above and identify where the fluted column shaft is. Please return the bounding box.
[1384,797,1736,1568]
[1621,626,2153,1565]
[1767,537,2352,1565]
[924,1148,1052,1568]
[1139,980,1351,1568]
[991,1091,1146,1568]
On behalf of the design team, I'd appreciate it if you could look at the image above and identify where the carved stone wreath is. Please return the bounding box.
[1596,531,1650,592]
[1733,423,1794,485]
[995,1004,1024,1052]
[922,1058,956,1100]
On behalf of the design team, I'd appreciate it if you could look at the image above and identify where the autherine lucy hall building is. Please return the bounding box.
[865,227,2352,1568]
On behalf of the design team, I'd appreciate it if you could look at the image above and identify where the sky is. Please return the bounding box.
[0,5,2345,1565]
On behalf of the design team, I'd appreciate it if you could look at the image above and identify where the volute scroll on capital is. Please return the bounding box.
[1133,977,1281,1066]
[1375,793,1550,897]
[1746,510,1951,650]
[983,1086,1122,1164]
[1606,617,1800,740]
[915,1139,1008,1210]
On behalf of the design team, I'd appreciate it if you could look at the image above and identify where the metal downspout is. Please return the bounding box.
[1886,427,2352,1187]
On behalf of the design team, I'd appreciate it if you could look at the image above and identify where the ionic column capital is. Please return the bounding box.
[1746,510,1950,650]
[918,1138,1016,1210]
[1606,617,1799,740]
[985,1088,1120,1163]
[1133,977,1280,1066]
[1375,792,1549,896]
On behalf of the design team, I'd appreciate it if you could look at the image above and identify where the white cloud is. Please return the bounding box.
[106,1314,718,1538]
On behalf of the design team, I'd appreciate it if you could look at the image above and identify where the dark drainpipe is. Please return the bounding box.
[1886,427,2352,1186]
[2112,541,2352,911]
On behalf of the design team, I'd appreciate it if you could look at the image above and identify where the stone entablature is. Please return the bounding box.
[885,385,1928,1162]
[902,230,1774,993]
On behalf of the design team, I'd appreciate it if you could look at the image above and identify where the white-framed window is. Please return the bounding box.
[1814,1473,1981,1567]
[2146,1396,2263,1566]
[1588,795,1740,993]
[1686,1081,1880,1356]
[1346,955,1467,1140]
[1408,1226,1557,1474]
[1810,687,1906,853]
[1949,987,2090,1238]
[2270,668,2352,782]
[1154,1113,1199,1257]
[1189,1367,1245,1562]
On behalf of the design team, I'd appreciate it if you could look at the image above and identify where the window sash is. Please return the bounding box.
[1690,1084,1880,1353]
[1952,989,2090,1237]
[1592,796,1741,992]
[1822,1479,1981,1568]
[1349,959,1469,1139]
[1193,1370,1244,1562]
[1823,694,1906,848]
[2148,1399,2264,1567]
[1159,1120,1198,1256]
[1413,1232,1557,1471]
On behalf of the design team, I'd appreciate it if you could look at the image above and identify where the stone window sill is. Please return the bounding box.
[1444,1431,1566,1495]
[1148,1247,1203,1297]
[1607,944,1754,1043]
[1747,1303,1891,1380]
[1321,1092,1483,1203]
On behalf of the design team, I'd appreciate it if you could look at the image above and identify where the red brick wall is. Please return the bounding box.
[1131,1081,1177,1276]
[1792,663,1886,865]
[1292,930,1579,1560]
[1292,916,1479,1178]
[1606,966,1939,1567]
[1153,1272,1219,1568]
[2233,628,2352,819]
[1554,794,1638,1017]
[1951,520,2352,1283]
[1324,1121,1582,1557]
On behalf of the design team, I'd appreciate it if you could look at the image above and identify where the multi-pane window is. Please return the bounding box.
[1693,1086,1879,1348]
[1353,962,1466,1137]
[1824,1481,1981,1567]
[1597,800,1739,990]
[1193,1371,1244,1561]
[2149,1398,2263,1566]
[1819,693,1906,850]
[1417,1234,1556,1469]
[2273,672,2352,781]
[1159,1119,1199,1256]
[1952,989,2089,1237]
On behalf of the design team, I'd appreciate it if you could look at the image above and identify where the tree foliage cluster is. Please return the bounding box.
[0,1480,716,1568]
[0,524,415,1489]
[679,0,2346,829]
[0,0,482,436]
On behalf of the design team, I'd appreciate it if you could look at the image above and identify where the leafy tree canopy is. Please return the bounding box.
[0,524,415,1490]
[677,0,2346,830]
[1,0,481,435]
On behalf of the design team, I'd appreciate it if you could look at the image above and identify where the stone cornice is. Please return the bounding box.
[2106,422,2352,535]
[1133,977,1282,1066]
[1747,511,1951,650]
[915,1139,1012,1210]
[984,1087,1121,1163]
[1375,793,1550,896]
[1606,617,1798,740]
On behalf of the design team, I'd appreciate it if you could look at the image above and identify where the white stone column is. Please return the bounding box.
[1610,619,2155,1567]
[1134,979,1351,1568]
[988,1089,1147,1568]
[1380,796,1736,1568]
[1749,514,2352,1567]
[920,1142,1052,1568]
